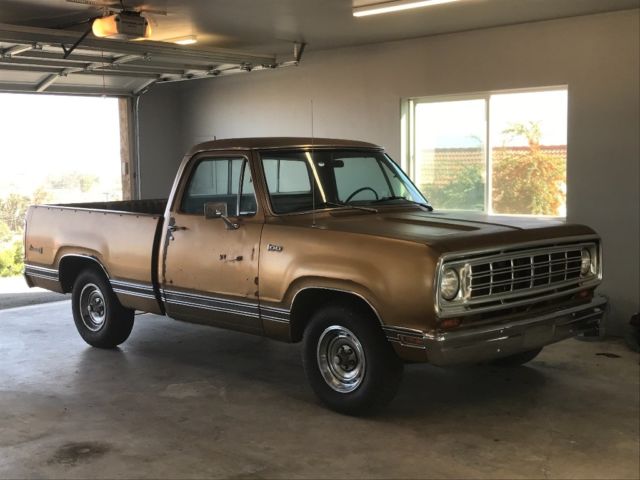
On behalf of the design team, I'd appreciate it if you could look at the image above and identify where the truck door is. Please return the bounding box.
[161,153,263,334]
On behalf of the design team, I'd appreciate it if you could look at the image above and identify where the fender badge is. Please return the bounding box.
[267,243,283,252]
[29,244,43,254]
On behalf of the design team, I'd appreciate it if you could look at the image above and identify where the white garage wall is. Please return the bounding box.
[137,88,189,199]
[138,9,639,334]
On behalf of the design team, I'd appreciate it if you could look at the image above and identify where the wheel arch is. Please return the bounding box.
[289,287,384,343]
[58,254,111,293]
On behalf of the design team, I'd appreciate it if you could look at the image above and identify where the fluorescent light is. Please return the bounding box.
[353,0,460,17]
[169,35,198,45]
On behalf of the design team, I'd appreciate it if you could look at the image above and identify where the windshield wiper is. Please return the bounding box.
[371,196,434,211]
[321,201,378,213]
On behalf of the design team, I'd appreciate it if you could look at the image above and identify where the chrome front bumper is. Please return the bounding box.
[425,296,607,366]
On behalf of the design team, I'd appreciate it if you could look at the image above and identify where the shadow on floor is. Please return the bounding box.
[0,291,67,310]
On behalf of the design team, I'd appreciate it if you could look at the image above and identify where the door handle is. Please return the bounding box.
[168,224,187,233]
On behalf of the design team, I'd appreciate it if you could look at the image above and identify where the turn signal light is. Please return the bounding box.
[576,289,593,300]
[440,318,461,330]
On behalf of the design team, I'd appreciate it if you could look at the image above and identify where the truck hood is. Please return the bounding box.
[286,207,596,254]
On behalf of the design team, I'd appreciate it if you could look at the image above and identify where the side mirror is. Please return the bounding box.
[204,202,227,219]
[204,202,239,230]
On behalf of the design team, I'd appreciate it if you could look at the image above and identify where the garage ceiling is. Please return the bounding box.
[0,0,637,95]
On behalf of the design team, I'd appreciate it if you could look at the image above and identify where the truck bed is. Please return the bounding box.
[23,199,167,314]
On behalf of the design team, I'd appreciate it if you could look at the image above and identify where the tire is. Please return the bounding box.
[71,269,134,348]
[490,347,543,366]
[302,304,403,415]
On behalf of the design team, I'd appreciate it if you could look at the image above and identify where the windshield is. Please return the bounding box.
[260,149,429,214]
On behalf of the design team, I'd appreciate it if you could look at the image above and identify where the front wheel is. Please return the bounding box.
[302,305,403,415]
[71,269,134,348]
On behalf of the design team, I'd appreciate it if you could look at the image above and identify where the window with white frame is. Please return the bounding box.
[404,87,568,217]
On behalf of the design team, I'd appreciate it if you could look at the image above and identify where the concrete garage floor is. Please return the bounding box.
[0,276,66,310]
[1,302,638,479]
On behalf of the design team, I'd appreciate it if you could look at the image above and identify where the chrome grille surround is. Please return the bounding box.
[435,236,602,318]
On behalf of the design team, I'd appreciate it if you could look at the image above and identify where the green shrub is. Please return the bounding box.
[0,220,11,243]
[0,194,30,232]
[0,240,24,277]
[427,164,485,210]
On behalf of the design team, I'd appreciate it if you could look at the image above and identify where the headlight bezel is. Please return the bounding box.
[439,267,460,301]
[580,248,593,276]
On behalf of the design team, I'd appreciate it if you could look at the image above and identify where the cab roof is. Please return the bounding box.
[187,137,383,155]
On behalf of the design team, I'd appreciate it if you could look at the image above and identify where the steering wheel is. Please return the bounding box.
[345,187,379,203]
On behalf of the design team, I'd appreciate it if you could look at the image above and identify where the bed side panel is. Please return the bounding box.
[24,205,163,313]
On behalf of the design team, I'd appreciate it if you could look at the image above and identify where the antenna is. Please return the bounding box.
[310,99,316,228]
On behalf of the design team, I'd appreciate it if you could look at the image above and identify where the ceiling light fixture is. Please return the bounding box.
[169,35,198,46]
[353,0,461,17]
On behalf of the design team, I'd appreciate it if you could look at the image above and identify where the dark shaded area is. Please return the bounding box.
[48,442,111,466]
[596,352,622,358]
[0,291,67,310]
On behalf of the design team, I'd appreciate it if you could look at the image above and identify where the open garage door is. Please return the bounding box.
[0,23,286,96]
[0,92,123,304]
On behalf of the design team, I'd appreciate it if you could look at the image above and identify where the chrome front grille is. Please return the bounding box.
[469,248,583,299]
[436,238,601,318]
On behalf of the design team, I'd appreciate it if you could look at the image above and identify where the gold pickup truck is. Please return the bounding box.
[24,137,606,414]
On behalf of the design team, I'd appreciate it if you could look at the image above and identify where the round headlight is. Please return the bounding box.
[580,248,592,275]
[440,268,460,301]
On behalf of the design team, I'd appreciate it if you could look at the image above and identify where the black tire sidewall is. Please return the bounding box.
[302,304,403,415]
[71,269,133,348]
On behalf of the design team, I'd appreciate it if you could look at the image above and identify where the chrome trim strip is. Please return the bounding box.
[24,271,59,281]
[260,312,290,320]
[382,325,426,349]
[24,264,60,281]
[441,282,601,318]
[110,279,157,301]
[382,325,424,336]
[260,305,290,314]
[163,289,259,310]
[24,264,58,274]
[163,289,293,322]
[165,298,258,316]
[166,297,260,319]
[111,279,155,292]
[31,204,161,218]
[261,314,290,324]
[112,288,157,300]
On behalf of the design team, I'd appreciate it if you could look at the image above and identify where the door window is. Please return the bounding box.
[181,158,257,216]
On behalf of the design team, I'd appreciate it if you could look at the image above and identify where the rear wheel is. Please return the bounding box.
[302,304,403,415]
[490,347,543,366]
[71,269,134,348]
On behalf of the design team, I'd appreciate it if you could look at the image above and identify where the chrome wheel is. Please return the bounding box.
[316,325,366,393]
[79,283,107,332]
